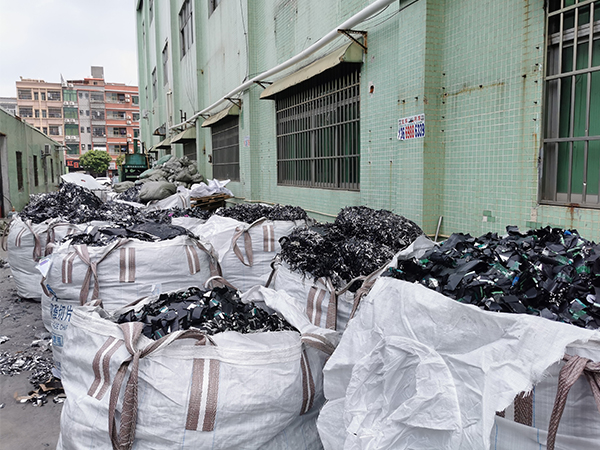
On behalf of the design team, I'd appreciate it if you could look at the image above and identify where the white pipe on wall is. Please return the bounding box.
[170,0,399,130]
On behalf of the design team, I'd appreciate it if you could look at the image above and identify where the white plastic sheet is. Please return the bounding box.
[318,277,600,450]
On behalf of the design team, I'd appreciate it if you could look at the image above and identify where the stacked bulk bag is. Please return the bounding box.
[42,234,219,378]
[57,286,337,450]
[199,215,306,292]
[317,277,600,450]
[268,235,436,332]
[6,217,92,299]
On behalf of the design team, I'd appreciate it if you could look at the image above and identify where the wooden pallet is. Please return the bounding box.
[190,194,232,211]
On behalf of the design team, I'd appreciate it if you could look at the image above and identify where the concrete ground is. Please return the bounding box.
[0,231,62,449]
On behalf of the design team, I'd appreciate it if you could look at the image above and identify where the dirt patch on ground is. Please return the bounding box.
[0,238,62,449]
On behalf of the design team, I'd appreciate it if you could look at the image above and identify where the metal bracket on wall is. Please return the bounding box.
[337,29,367,53]
[224,97,242,109]
[253,80,273,89]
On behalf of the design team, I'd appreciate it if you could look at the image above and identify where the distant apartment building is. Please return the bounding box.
[0,97,17,116]
[15,66,139,176]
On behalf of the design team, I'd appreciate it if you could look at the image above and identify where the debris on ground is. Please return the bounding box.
[384,226,600,329]
[116,285,297,338]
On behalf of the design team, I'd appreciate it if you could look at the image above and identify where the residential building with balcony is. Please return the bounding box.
[15,67,139,175]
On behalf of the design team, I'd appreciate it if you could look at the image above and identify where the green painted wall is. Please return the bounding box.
[0,109,64,213]
[136,0,600,241]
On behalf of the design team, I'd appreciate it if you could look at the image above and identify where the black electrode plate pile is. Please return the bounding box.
[169,207,213,220]
[215,203,308,224]
[19,182,104,224]
[384,226,600,329]
[280,207,424,290]
[68,222,193,247]
[116,285,296,339]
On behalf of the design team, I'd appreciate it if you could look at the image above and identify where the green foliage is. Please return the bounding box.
[116,154,126,167]
[80,150,112,177]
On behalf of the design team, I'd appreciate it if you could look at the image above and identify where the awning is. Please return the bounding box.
[260,41,364,99]
[170,127,196,143]
[201,104,240,128]
[155,137,172,148]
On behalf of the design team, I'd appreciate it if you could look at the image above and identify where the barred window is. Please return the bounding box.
[179,0,193,58]
[18,89,32,100]
[542,1,600,207]
[16,152,24,190]
[19,106,33,117]
[47,90,61,101]
[48,107,62,118]
[212,115,239,181]
[275,64,360,190]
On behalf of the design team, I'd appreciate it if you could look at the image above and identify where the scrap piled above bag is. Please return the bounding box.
[280,206,424,289]
[116,285,296,339]
[68,222,192,247]
[214,203,308,224]
[19,182,104,224]
[384,226,600,329]
[139,155,204,187]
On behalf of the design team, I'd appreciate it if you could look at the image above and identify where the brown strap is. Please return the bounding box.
[231,218,268,267]
[323,278,338,330]
[108,325,212,450]
[299,349,315,415]
[191,237,221,277]
[301,333,336,356]
[119,248,136,283]
[22,219,43,261]
[75,239,129,305]
[547,354,600,450]
[88,336,124,400]
[514,391,533,426]
[350,265,387,319]
[262,223,275,252]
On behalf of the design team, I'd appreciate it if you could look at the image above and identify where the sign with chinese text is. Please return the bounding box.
[398,114,425,140]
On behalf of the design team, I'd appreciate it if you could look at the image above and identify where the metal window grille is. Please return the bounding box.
[179,0,193,58]
[275,64,361,191]
[152,68,157,101]
[18,89,32,100]
[19,107,33,118]
[212,115,240,181]
[163,42,169,85]
[47,91,61,101]
[542,0,600,207]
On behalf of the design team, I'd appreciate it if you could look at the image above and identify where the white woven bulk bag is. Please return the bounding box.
[6,217,91,299]
[42,234,219,378]
[317,277,600,450]
[57,286,337,450]
[218,217,306,292]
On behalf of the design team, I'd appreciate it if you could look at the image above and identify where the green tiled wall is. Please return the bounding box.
[138,0,600,240]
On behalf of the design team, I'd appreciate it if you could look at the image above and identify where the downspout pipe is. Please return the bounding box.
[170,0,399,130]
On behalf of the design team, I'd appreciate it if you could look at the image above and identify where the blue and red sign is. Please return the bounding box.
[398,114,425,140]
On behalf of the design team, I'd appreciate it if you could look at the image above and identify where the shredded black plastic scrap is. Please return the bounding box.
[116,286,296,339]
[19,182,104,224]
[169,207,213,220]
[384,226,600,329]
[115,185,142,203]
[279,207,423,290]
[68,222,193,247]
[215,203,308,224]
[0,351,53,387]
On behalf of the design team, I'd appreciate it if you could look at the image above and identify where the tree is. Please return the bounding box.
[116,154,126,168]
[80,150,112,177]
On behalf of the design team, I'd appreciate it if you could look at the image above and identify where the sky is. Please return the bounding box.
[0,0,138,98]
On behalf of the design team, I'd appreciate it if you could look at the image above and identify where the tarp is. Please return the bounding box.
[60,173,105,191]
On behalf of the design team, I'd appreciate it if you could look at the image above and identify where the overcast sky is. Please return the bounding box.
[0,0,138,98]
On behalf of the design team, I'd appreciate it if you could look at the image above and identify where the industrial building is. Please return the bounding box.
[135,0,600,238]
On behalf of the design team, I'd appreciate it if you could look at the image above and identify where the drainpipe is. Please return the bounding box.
[170,0,399,130]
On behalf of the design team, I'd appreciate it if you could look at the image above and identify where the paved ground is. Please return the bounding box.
[0,231,62,449]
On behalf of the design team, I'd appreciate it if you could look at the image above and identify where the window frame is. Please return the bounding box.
[179,0,193,58]
[211,115,240,181]
[274,63,361,191]
[541,0,600,207]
